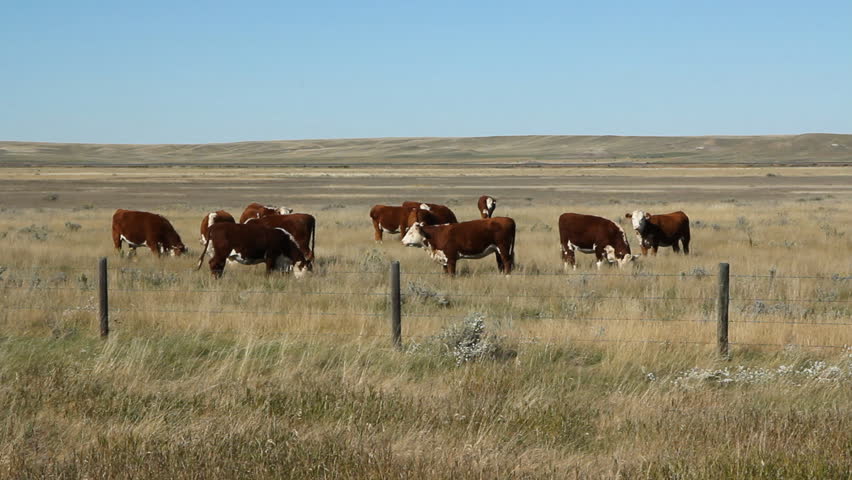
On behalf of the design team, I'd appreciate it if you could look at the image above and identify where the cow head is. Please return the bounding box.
[277,206,294,215]
[603,245,639,267]
[170,243,188,256]
[293,260,309,278]
[480,196,496,218]
[402,222,429,247]
[625,210,651,233]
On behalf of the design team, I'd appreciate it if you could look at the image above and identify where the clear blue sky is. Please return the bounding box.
[2,1,850,143]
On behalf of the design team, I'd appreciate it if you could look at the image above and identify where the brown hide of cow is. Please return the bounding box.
[401,201,458,224]
[200,210,236,245]
[402,217,515,275]
[558,213,633,269]
[198,222,308,278]
[369,205,415,242]
[626,211,691,255]
[112,209,186,257]
[255,213,316,270]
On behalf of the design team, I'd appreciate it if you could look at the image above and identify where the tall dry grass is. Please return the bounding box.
[0,196,850,478]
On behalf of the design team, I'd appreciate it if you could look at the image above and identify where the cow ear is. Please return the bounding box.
[625,213,632,218]
[644,212,651,219]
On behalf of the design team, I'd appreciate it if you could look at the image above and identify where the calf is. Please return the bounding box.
[401,201,458,224]
[239,202,294,223]
[199,210,236,250]
[559,213,637,270]
[112,209,186,257]
[197,222,308,278]
[478,195,497,219]
[625,210,691,255]
[402,217,515,276]
[255,213,316,270]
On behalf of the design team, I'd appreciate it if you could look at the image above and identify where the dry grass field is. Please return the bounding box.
[1,161,851,478]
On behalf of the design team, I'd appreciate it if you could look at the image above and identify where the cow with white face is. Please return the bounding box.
[478,195,497,219]
[559,213,638,270]
[625,210,691,255]
[239,202,294,224]
[402,217,515,276]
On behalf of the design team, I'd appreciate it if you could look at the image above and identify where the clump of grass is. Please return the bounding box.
[414,312,516,365]
[43,193,59,201]
[406,281,450,306]
[18,224,49,241]
[64,222,82,232]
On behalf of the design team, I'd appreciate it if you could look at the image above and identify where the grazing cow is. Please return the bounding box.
[369,205,415,242]
[559,213,637,270]
[401,201,458,225]
[255,213,316,270]
[197,222,309,278]
[112,209,187,257]
[239,202,294,223]
[402,217,515,276]
[478,195,497,219]
[199,210,236,248]
[625,210,691,255]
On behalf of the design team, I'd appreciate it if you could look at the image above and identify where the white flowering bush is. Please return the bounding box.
[431,312,515,365]
[668,352,852,389]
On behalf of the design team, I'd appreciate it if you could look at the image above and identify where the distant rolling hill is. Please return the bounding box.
[1,134,850,167]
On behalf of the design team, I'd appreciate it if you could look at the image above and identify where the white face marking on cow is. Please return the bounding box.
[630,210,648,231]
[293,261,308,278]
[427,248,448,265]
[401,222,427,247]
[278,207,293,215]
[419,203,430,211]
[486,197,494,210]
[207,212,217,228]
[482,209,489,215]
[604,245,617,263]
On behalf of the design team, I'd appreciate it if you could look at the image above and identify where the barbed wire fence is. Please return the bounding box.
[1,258,850,357]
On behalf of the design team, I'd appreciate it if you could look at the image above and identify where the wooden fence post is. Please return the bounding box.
[717,262,729,357]
[99,257,109,338]
[389,260,401,349]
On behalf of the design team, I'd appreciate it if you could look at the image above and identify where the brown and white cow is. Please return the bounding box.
[197,222,309,278]
[112,209,187,257]
[478,195,496,219]
[402,217,515,276]
[255,213,316,270]
[369,205,415,242]
[625,210,691,255]
[401,201,458,225]
[239,202,294,223]
[559,213,637,270]
[199,210,236,249]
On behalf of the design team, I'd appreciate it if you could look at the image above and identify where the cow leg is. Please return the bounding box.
[209,255,226,278]
[682,233,691,255]
[498,249,512,275]
[672,241,681,253]
[641,244,649,256]
[372,219,383,242]
[495,252,504,273]
[651,245,659,256]
[445,258,457,276]
[112,230,122,252]
[562,246,576,271]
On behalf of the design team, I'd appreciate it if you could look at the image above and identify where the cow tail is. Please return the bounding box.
[308,223,316,260]
[196,236,211,270]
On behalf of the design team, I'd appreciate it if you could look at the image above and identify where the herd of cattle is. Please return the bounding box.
[110,195,691,278]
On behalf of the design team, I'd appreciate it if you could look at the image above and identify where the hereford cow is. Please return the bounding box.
[478,195,497,219]
[199,210,236,247]
[369,205,414,242]
[255,213,316,271]
[401,201,458,225]
[239,202,294,223]
[112,209,187,257]
[402,217,515,276]
[197,222,309,278]
[559,213,637,270]
[625,210,691,255]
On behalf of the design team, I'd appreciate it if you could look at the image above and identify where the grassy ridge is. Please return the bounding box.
[2,133,851,166]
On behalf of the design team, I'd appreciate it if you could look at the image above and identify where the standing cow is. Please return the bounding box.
[112,209,187,257]
[625,210,691,255]
[402,217,515,276]
[401,201,458,224]
[239,202,294,223]
[255,213,316,271]
[199,210,236,251]
[197,222,309,278]
[478,195,497,219]
[559,213,637,270]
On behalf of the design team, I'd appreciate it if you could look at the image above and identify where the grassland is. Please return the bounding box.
[0,162,851,478]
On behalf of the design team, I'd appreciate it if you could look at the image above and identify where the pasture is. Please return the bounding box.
[1,164,851,478]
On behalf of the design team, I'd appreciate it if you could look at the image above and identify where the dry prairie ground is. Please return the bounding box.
[0,163,851,478]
